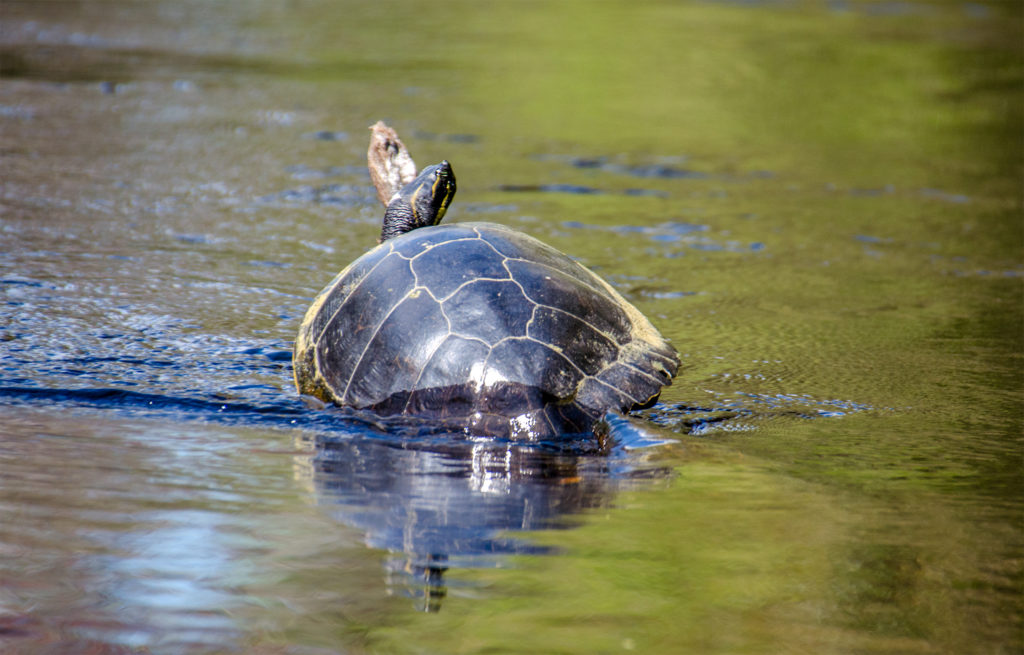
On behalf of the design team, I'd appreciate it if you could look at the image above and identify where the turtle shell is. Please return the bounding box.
[293,222,678,439]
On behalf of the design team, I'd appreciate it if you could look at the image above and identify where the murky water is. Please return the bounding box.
[2,1,1021,653]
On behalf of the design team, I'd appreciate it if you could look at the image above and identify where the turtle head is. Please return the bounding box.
[380,160,457,242]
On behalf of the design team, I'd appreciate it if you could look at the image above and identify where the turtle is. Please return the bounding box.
[293,126,679,440]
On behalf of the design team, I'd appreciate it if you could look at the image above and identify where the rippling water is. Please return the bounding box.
[2,1,1021,653]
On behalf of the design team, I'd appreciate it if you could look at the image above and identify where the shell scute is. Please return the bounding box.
[484,338,582,400]
[414,335,491,392]
[528,306,619,376]
[342,290,449,406]
[471,222,578,273]
[443,279,532,345]
[391,223,479,258]
[312,253,417,396]
[410,237,512,299]
[574,376,640,414]
[505,258,633,340]
[304,242,394,346]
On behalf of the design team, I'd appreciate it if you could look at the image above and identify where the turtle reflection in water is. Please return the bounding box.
[303,436,651,612]
[293,122,679,439]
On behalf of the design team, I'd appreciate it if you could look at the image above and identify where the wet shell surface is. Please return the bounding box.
[293,222,679,438]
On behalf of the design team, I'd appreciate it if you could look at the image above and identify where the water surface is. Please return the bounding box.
[1,1,1021,653]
